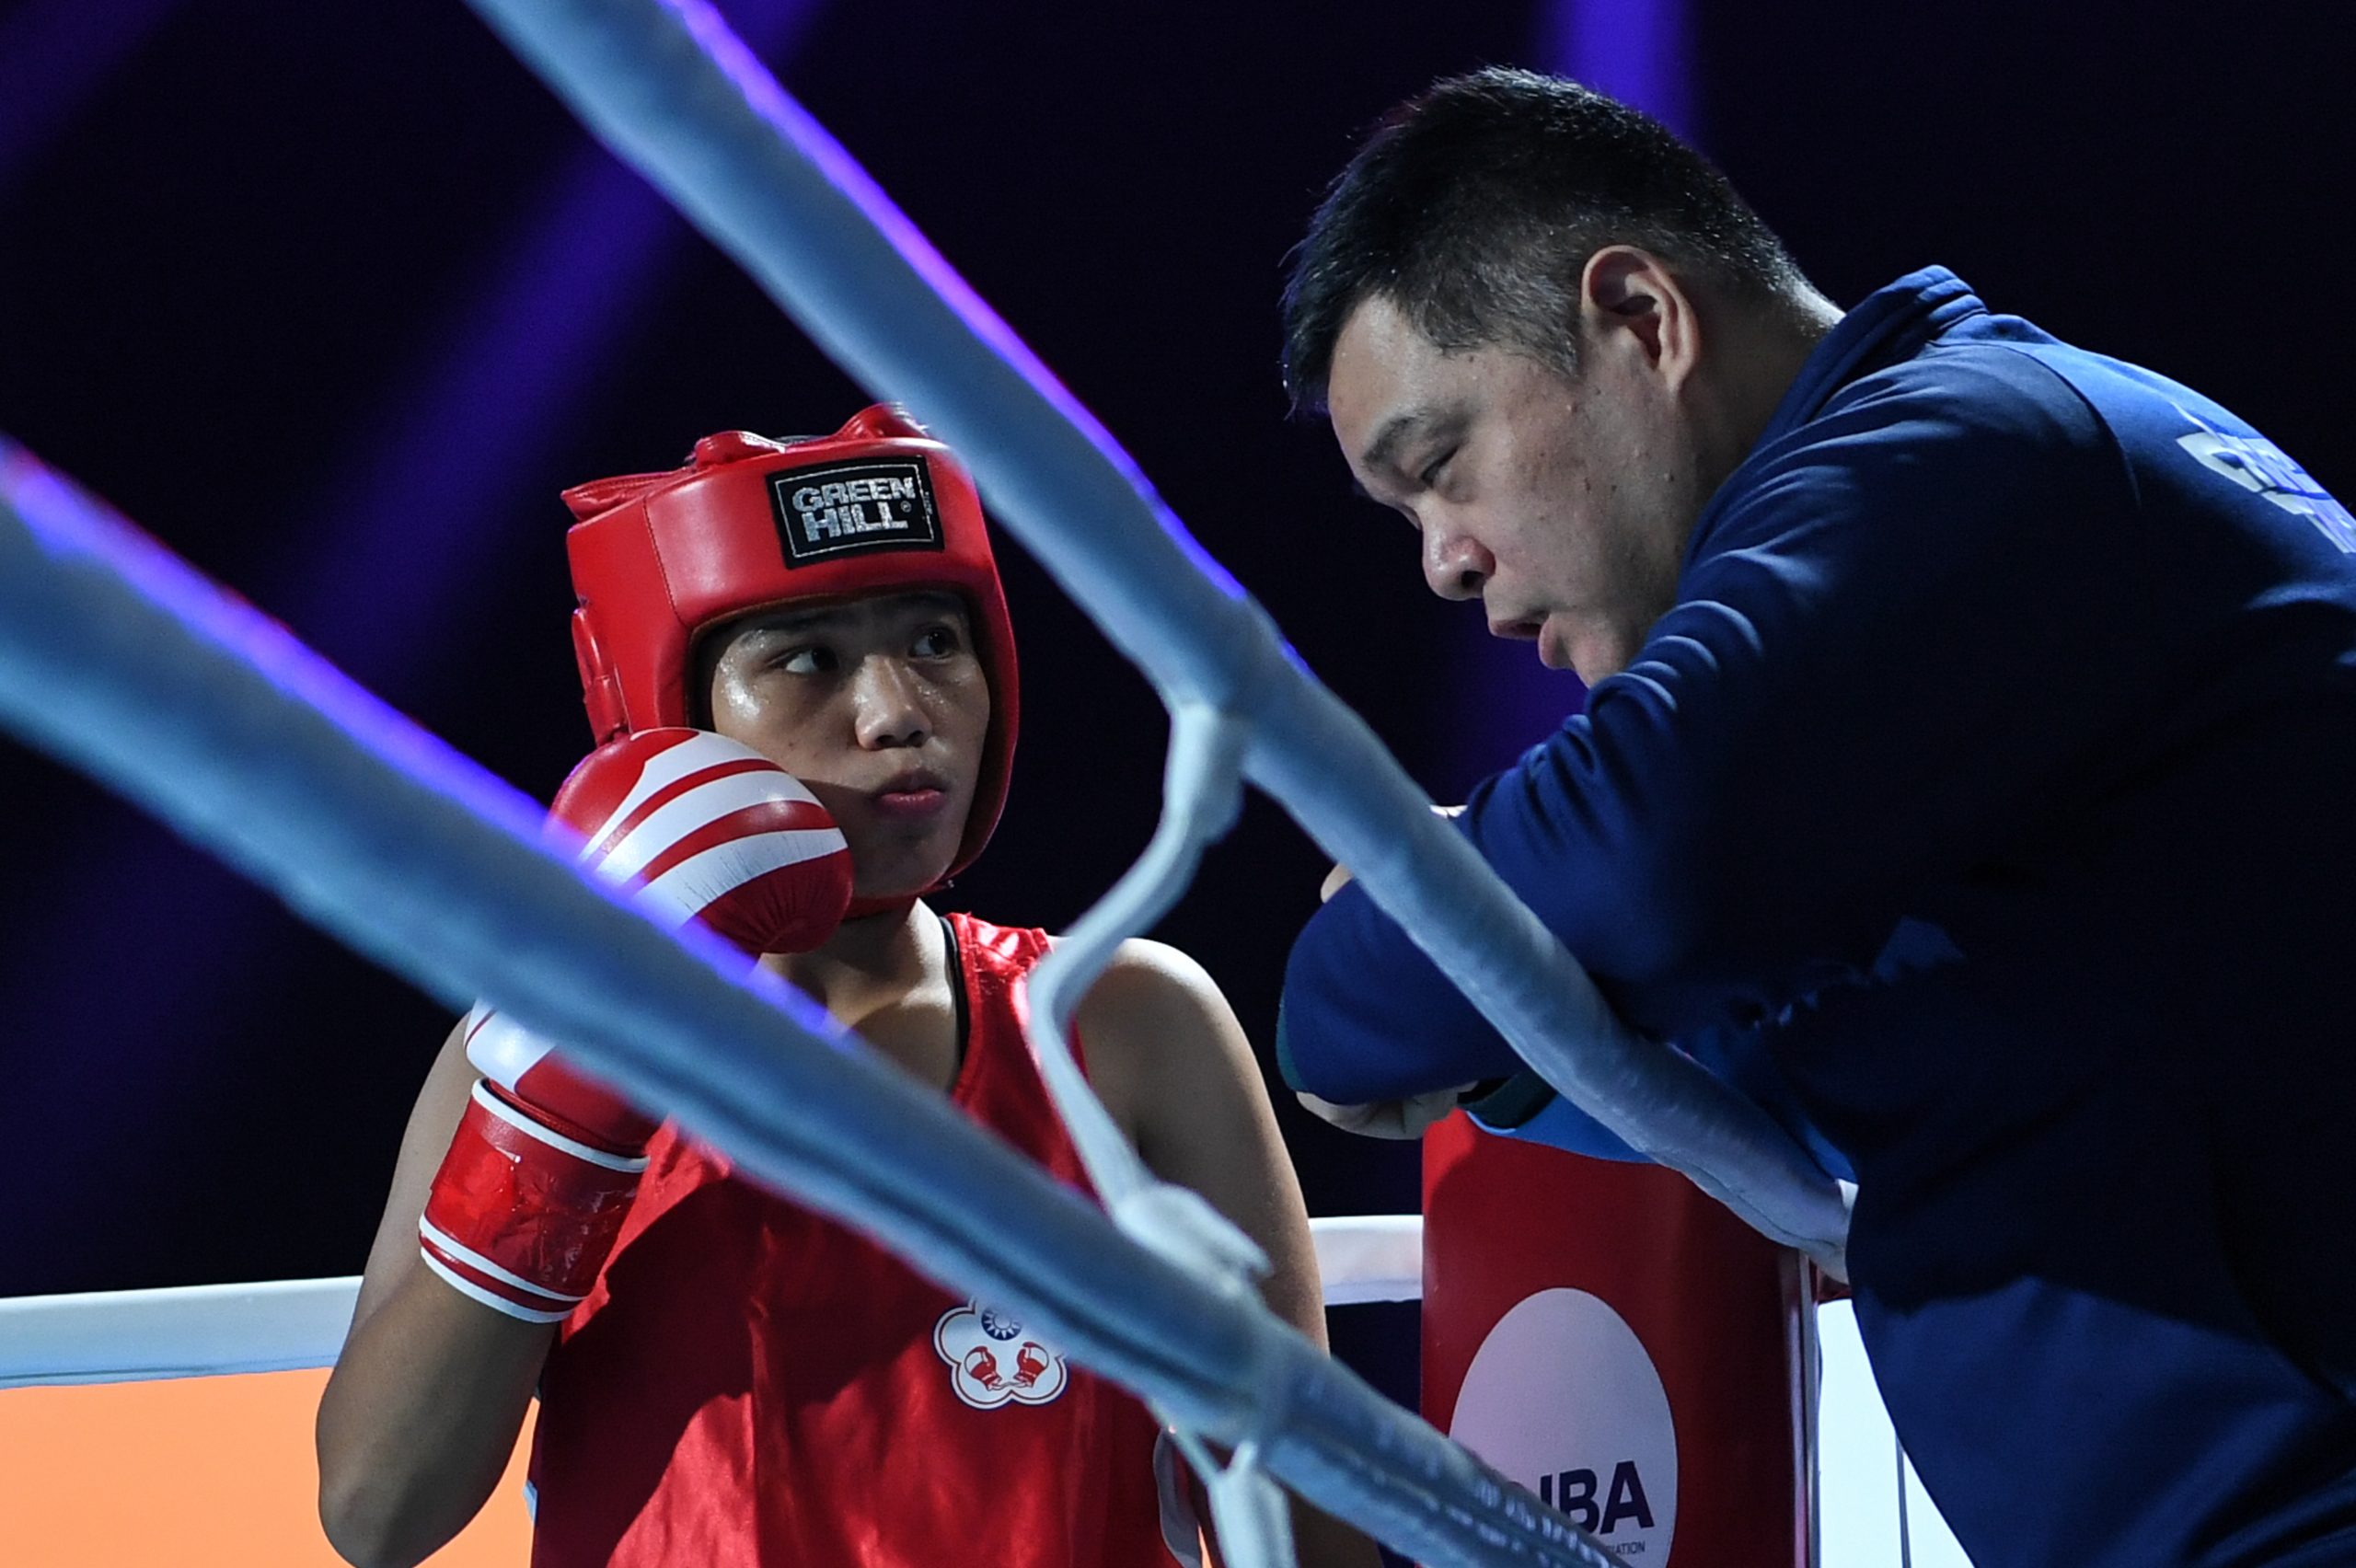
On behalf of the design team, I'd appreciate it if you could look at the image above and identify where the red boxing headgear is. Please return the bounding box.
[562,405,1019,887]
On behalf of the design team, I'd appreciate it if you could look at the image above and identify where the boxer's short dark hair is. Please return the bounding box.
[1281,68,1809,412]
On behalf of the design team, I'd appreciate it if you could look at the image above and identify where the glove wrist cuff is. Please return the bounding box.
[419,1082,647,1324]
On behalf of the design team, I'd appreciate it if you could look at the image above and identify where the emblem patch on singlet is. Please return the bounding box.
[934,1300,1069,1409]
[768,455,945,566]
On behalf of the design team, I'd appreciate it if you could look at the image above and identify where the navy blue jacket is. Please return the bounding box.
[1281,269,2356,1567]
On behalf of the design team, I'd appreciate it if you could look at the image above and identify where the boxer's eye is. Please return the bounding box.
[911,624,963,660]
[775,645,835,676]
[1418,448,1457,491]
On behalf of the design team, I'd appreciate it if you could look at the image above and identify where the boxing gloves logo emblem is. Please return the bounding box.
[934,1300,1069,1409]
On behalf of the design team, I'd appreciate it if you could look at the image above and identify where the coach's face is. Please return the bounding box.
[1324,248,1715,684]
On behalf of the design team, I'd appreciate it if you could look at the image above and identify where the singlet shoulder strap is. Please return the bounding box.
[938,911,970,1072]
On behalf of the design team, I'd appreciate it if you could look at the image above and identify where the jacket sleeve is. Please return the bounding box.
[1278,353,2144,1113]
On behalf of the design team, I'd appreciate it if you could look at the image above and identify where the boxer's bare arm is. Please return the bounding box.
[1080,942,1327,1342]
[1079,940,1383,1568]
[316,1020,555,1568]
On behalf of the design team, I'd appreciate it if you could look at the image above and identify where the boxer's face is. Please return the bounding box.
[1323,272,1709,684]
[702,590,990,902]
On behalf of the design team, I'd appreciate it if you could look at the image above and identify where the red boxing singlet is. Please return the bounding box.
[526,915,1189,1567]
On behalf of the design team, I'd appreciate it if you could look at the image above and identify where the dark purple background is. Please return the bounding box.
[1,0,2348,1424]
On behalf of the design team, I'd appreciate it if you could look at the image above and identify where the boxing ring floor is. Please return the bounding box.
[0,1216,1969,1567]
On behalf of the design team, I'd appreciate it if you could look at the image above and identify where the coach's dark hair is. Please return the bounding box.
[1281,68,1810,412]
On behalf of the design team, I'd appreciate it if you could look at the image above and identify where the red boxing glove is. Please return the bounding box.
[419,730,853,1322]
[550,727,853,955]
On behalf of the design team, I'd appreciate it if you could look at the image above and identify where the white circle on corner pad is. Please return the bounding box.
[1449,1287,1678,1561]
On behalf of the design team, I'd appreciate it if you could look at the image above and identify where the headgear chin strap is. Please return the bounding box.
[562,405,1019,908]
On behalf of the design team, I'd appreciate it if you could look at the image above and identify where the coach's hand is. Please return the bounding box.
[1281,805,1517,1135]
[1300,818,1472,1138]
[1296,1086,1472,1140]
[1288,805,1510,1140]
[1317,802,1465,905]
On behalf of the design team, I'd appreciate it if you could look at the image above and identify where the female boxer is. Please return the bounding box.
[315,407,1372,1568]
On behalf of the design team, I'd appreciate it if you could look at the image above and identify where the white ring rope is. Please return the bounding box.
[458,0,1850,1274]
[0,1216,1427,1390]
[0,445,1611,1567]
[1018,704,1295,1564]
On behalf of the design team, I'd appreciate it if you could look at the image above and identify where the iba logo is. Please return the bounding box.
[768,455,945,567]
[1449,1289,1678,1559]
[934,1300,1069,1410]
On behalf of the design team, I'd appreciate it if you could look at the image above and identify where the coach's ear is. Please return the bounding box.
[1578,245,1701,393]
